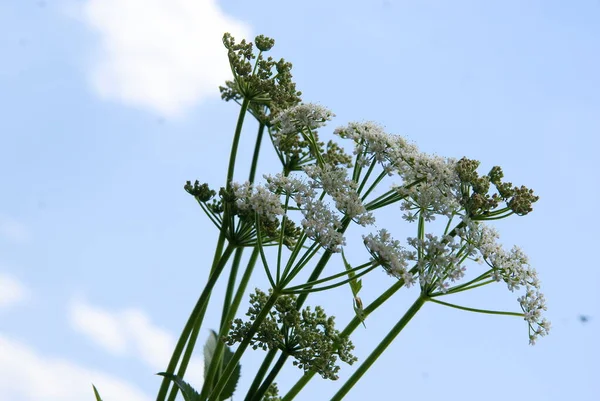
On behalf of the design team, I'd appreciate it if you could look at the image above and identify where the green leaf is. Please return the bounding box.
[341,248,362,297]
[156,372,201,401]
[342,249,366,328]
[92,384,103,401]
[203,329,219,381]
[203,330,242,401]
[219,338,241,400]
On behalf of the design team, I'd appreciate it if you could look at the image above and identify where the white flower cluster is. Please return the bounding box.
[397,154,462,221]
[263,173,346,252]
[265,173,313,198]
[304,164,375,226]
[407,234,466,293]
[232,182,284,222]
[334,122,462,221]
[301,198,346,252]
[459,219,550,345]
[363,229,415,285]
[334,122,414,172]
[272,103,334,138]
[490,246,549,344]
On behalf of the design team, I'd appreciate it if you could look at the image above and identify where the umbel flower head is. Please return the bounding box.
[270,103,352,173]
[459,220,550,344]
[226,289,357,380]
[219,33,302,124]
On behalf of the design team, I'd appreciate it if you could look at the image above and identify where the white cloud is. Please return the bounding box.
[68,299,204,384]
[76,0,252,117]
[0,273,29,310]
[0,334,151,401]
[69,300,128,354]
[0,216,30,244]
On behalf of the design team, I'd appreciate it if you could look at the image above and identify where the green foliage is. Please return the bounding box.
[342,249,366,327]
[157,373,201,401]
[92,385,103,401]
[226,289,358,380]
[219,33,302,124]
[203,330,242,401]
[262,382,282,401]
[456,157,539,217]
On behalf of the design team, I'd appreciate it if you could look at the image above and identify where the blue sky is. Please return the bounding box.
[1,1,599,400]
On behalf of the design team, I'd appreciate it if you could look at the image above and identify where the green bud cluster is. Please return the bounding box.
[184,181,302,247]
[219,33,302,124]
[226,289,358,380]
[456,157,539,217]
[261,383,282,401]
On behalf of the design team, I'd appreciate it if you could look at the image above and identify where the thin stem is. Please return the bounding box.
[356,157,377,195]
[200,247,261,400]
[208,291,281,401]
[282,263,377,295]
[428,297,524,317]
[330,294,427,401]
[250,352,288,401]
[248,123,266,184]
[281,273,412,401]
[220,248,244,325]
[155,243,235,401]
[360,169,388,202]
[226,97,251,186]
[244,349,278,401]
[166,307,205,401]
[284,220,469,400]
[198,248,246,400]
[445,279,496,294]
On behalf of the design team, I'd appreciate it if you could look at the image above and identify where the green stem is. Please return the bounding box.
[360,169,388,202]
[166,307,205,401]
[281,275,409,401]
[428,297,523,317]
[283,263,378,295]
[226,97,251,186]
[199,248,245,399]
[330,294,427,401]
[155,243,235,401]
[356,156,377,195]
[250,351,288,401]
[286,218,352,309]
[248,123,266,184]
[208,291,281,401]
[200,247,261,400]
[283,219,470,400]
[220,248,244,326]
[244,349,278,401]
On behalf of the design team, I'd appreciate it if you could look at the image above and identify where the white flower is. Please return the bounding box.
[396,154,462,220]
[460,220,550,344]
[407,234,464,293]
[335,121,416,173]
[304,164,374,226]
[232,182,284,222]
[264,173,312,197]
[272,103,334,136]
[301,198,345,252]
[363,229,415,285]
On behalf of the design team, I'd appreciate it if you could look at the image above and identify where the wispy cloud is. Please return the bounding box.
[69,299,203,383]
[0,216,30,244]
[75,0,252,117]
[69,300,128,354]
[0,334,150,401]
[0,273,29,310]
